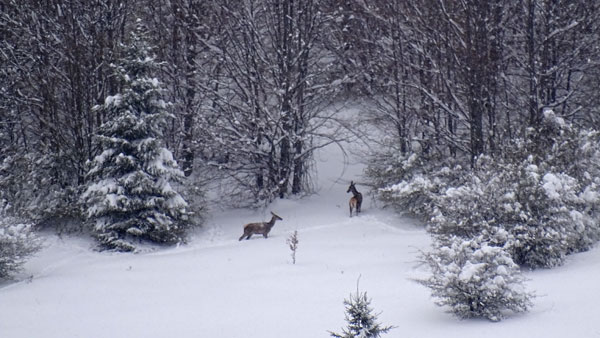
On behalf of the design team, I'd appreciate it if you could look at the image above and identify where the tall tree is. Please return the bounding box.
[0,0,129,222]
[82,20,190,251]
[141,0,223,178]
[200,0,344,204]
[518,0,600,128]
[348,1,511,163]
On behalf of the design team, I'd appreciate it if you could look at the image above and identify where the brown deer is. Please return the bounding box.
[347,181,363,217]
[239,212,283,241]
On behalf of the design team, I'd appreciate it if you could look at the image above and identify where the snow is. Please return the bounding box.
[542,173,576,200]
[385,174,432,195]
[543,109,566,129]
[2,130,600,338]
[148,147,179,175]
[581,185,599,204]
[104,94,122,107]
[459,262,485,282]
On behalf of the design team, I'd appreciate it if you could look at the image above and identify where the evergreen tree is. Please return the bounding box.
[330,287,393,338]
[419,234,534,322]
[81,19,190,252]
[378,111,600,269]
[0,217,41,280]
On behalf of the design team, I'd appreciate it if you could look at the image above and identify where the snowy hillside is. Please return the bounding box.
[1,136,600,338]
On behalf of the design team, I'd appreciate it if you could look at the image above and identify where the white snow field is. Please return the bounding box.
[1,135,600,338]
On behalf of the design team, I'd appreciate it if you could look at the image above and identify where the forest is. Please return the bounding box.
[1,0,600,305]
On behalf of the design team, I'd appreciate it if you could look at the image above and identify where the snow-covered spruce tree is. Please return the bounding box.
[379,111,600,269]
[506,111,600,267]
[372,150,468,219]
[81,19,191,252]
[425,156,509,239]
[329,288,393,338]
[423,155,539,253]
[0,217,42,279]
[427,151,596,269]
[419,234,534,322]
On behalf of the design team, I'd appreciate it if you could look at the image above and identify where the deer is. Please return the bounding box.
[347,181,363,217]
[239,212,283,241]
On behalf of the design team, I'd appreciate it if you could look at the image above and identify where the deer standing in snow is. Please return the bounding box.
[239,212,283,241]
[347,181,363,217]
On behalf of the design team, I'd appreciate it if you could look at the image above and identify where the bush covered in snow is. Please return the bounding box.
[368,150,467,218]
[0,218,41,279]
[428,154,600,268]
[419,234,534,321]
[0,151,82,228]
[373,111,600,268]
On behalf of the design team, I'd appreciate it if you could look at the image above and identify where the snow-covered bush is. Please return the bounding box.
[508,162,579,268]
[427,156,511,239]
[426,156,564,268]
[419,234,534,322]
[502,113,600,267]
[329,287,393,338]
[0,218,42,279]
[0,151,82,227]
[375,111,600,268]
[371,151,467,218]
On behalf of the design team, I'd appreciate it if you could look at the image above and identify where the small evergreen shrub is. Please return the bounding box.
[329,287,394,338]
[0,151,82,226]
[0,218,42,279]
[373,151,467,218]
[419,234,534,322]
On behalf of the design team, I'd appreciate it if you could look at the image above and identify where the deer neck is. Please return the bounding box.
[266,215,278,228]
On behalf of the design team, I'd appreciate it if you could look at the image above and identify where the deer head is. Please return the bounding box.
[270,211,283,222]
[347,181,355,193]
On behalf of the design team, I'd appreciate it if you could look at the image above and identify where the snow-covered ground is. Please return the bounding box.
[1,125,600,338]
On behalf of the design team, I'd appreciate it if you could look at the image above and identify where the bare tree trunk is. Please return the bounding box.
[527,0,539,127]
[181,4,198,177]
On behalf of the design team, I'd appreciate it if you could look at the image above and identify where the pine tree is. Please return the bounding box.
[419,234,534,321]
[0,217,41,280]
[81,19,190,252]
[330,286,393,338]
